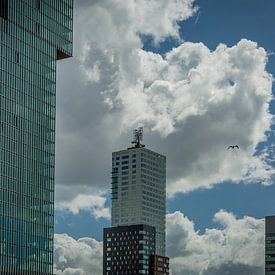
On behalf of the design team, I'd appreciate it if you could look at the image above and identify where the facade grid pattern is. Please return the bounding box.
[0,0,73,274]
[149,255,169,275]
[103,224,156,275]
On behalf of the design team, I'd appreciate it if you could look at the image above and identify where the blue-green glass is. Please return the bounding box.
[0,0,73,273]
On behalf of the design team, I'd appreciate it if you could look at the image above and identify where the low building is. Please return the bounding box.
[266,216,275,275]
[103,224,156,275]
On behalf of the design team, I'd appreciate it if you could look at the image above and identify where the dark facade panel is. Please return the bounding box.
[0,0,8,20]
[266,216,275,234]
[149,255,170,275]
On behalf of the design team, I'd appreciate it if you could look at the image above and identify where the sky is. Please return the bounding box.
[53,0,275,274]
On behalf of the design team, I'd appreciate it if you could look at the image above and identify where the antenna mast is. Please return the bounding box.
[131,127,145,148]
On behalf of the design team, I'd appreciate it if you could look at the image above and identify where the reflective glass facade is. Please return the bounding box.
[111,147,166,256]
[0,0,73,273]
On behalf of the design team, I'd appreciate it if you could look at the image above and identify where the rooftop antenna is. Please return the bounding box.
[131,127,145,148]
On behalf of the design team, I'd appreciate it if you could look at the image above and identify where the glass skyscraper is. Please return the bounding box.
[0,0,73,274]
[111,137,166,256]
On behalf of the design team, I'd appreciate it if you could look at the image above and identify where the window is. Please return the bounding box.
[35,22,40,35]
[13,114,18,127]
[15,51,19,63]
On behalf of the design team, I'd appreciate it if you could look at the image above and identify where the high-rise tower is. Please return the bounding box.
[0,1,73,274]
[266,216,275,275]
[111,128,166,255]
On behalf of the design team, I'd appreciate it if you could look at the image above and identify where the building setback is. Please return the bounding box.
[111,142,166,256]
[0,0,73,274]
[266,216,275,275]
[103,224,156,275]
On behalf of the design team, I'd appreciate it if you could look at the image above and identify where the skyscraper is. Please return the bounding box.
[266,216,275,275]
[111,128,166,255]
[0,1,73,274]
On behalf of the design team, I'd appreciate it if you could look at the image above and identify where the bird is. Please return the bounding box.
[227,145,239,150]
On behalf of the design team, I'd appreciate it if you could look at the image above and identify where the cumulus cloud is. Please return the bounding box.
[55,0,274,202]
[55,193,110,219]
[53,211,264,275]
[54,234,103,275]
[167,210,264,275]
[56,0,198,198]
[92,38,274,195]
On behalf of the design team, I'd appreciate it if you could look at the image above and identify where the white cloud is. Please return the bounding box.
[80,24,274,195]
[55,194,110,220]
[53,211,264,275]
[54,234,103,275]
[167,210,264,275]
[55,0,274,201]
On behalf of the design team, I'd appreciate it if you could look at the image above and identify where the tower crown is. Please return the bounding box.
[131,127,145,148]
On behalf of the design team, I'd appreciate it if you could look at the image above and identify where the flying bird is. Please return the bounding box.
[227,145,239,150]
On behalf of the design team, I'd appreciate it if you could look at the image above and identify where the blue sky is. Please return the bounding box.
[55,0,275,241]
[55,182,275,239]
